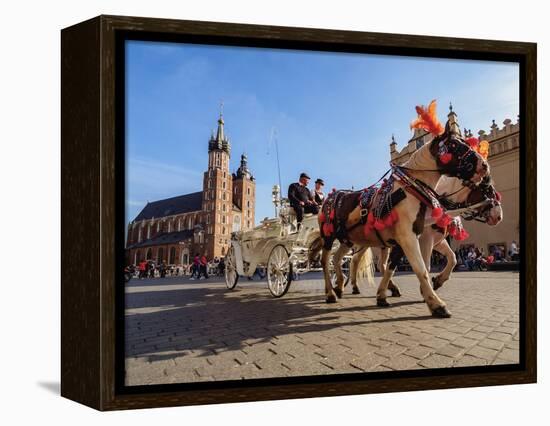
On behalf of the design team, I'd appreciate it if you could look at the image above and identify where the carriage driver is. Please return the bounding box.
[288,172,319,228]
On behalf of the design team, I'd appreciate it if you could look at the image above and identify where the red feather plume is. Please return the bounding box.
[410,100,444,136]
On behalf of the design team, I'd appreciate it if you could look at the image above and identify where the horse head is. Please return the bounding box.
[410,100,489,185]
[429,114,490,185]
[463,175,503,226]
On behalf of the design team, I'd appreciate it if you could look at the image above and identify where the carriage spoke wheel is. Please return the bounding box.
[267,245,292,297]
[224,246,239,290]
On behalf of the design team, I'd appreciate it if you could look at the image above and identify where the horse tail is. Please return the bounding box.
[355,247,375,287]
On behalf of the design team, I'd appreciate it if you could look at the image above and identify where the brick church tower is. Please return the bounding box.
[203,112,233,259]
[125,110,255,265]
[233,153,255,231]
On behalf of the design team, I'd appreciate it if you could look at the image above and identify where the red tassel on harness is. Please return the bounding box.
[454,229,469,241]
[496,191,502,201]
[329,209,335,220]
[367,212,375,225]
[431,207,443,219]
[439,152,452,164]
[318,212,325,222]
[323,222,333,236]
[436,214,452,228]
[383,214,394,227]
[374,219,386,231]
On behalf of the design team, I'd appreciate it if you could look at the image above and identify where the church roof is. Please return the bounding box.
[134,191,202,221]
[127,229,195,249]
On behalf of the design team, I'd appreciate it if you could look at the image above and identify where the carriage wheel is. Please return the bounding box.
[267,245,292,297]
[224,246,239,290]
[330,257,351,287]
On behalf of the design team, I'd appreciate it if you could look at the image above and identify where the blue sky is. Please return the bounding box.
[125,40,519,226]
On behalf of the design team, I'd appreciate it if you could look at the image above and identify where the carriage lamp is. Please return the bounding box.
[272,184,281,215]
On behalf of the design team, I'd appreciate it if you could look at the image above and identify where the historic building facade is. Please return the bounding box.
[390,106,520,254]
[125,113,256,265]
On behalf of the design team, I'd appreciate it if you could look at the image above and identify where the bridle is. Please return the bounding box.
[440,179,501,223]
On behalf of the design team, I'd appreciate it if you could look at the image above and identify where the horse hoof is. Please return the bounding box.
[352,287,360,295]
[326,294,337,304]
[431,306,452,318]
[376,298,390,307]
[432,276,443,291]
[333,287,343,298]
[390,287,402,297]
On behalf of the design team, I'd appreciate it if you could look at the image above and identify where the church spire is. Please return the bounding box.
[208,103,230,154]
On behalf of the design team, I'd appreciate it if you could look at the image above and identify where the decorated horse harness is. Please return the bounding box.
[320,164,499,249]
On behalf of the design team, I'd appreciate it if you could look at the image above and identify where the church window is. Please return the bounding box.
[147,224,151,239]
[168,221,172,233]
[222,192,226,201]
[222,204,226,212]
[157,222,160,232]
[222,227,226,234]
[247,187,250,195]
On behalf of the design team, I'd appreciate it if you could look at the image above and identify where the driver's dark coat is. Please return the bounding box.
[288,182,313,205]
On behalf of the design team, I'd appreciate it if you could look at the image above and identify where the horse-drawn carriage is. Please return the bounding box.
[224,193,351,297]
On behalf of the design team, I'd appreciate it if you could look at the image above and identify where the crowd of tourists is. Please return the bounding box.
[455,240,519,271]
[127,254,227,280]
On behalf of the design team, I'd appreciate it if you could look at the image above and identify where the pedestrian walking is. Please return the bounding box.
[198,253,209,279]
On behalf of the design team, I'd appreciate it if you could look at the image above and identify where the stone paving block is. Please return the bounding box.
[487,332,513,342]
[452,336,479,349]
[404,345,434,360]
[381,354,420,371]
[436,344,465,358]
[348,353,388,371]
[497,348,520,362]
[453,355,487,367]
[466,345,499,361]
[419,354,454,369]
[478,338,505,351]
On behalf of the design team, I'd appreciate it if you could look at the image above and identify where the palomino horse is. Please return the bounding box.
[366,174,503,303]
[319,102,489,318]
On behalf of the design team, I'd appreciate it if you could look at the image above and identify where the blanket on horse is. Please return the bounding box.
[319,177,407,247]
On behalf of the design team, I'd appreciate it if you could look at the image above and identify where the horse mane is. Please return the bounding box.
[436,176,470,202]
[402,139,438,171]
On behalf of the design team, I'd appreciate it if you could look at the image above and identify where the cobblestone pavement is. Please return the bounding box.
[124,271,520,386]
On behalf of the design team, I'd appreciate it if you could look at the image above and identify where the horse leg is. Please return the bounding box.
[321,247,338,303]
[350,247,367,295]
[397,232,451,318]
[379,247,401,297]
[375,245,402,306]
[332,244,350,298]
[432,240,457,291]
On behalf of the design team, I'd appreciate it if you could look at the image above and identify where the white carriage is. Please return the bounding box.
[224,185,351,297]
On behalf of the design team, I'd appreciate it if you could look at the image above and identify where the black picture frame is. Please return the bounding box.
[61,14,536,411]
